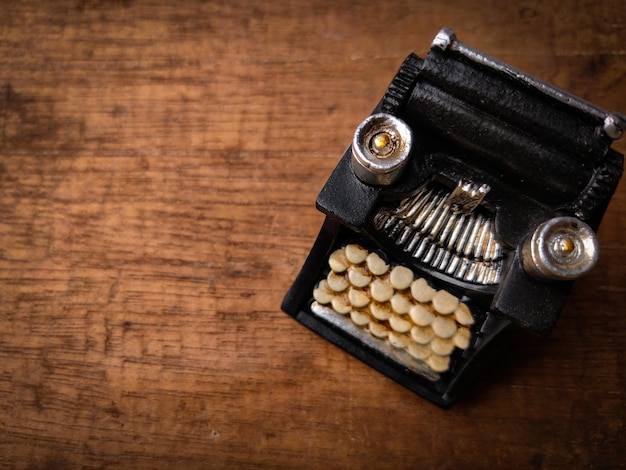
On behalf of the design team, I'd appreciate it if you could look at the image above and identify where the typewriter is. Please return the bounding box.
[282,28,624,407]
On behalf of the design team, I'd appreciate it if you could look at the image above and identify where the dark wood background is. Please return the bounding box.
[1,1,625,468]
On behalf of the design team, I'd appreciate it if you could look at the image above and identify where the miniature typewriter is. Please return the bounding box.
[281,28,624,407]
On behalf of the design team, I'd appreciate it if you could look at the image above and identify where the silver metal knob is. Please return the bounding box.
[522,216,599,281]
[351,113,413,186]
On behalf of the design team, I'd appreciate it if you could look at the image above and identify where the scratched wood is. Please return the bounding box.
[0,1,625,468]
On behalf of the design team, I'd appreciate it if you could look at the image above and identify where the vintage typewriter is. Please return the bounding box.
[282,28,624,407]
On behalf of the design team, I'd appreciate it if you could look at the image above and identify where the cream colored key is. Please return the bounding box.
[388,331,410,349]
[389,265,414,290]
[410,278,436,302]
[430,337,455,356]
[454,302,474,326]
[409,304,435,326]
[366,252,389,275]
[328,248,348,273]
[406,342,431,360]
[389,314,412,333]
[432,290,459,315]
[453,327,471,349]
[431,316,457,339]
[327,271,349,292]
[410,325,434,345]
[331,295,351,314]
[369,302,392,321]
[370,278,394,302]
[345,244,368,264]
[350,309,370,326]
[313,283,332,305]
[348,287,370,308]
[390,294,411,314]
[427,354,450,373]
[369,321,389,338]
[348,266,372,288]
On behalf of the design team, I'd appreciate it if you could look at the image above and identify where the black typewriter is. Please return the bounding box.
[282,28,624,407]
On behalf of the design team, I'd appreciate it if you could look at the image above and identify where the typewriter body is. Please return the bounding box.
[282,29,624,407]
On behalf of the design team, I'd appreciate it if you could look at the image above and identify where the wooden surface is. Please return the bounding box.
[1,1,625,468]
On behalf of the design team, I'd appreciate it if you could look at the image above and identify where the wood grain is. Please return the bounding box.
[1,1,625,468]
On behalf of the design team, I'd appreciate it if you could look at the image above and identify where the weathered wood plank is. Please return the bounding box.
[0,0,625,468]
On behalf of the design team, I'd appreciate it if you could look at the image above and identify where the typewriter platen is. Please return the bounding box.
[282,28,624,407]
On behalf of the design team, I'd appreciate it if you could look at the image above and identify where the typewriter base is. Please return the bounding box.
[282,217,513,408]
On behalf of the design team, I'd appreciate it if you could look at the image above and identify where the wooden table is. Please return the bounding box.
[1,1,625,468]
